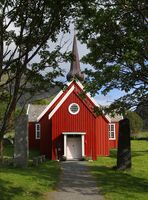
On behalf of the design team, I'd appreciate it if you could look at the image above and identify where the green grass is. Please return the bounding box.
[0,161,60,200]
[1,145,60,200]
[89,140,148,200]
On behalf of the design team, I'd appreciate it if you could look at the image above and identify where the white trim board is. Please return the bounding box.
[76,81,111,122]
[37,81,75,121]
[109,123,116,140]
[37,90,63,122]
[62,132,86,135]
[48,85,75,119]
[26,104,30,115]
[37,80,110,122]
[63,133,85,158]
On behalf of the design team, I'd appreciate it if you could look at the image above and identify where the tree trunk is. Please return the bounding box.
[117,118,132,170]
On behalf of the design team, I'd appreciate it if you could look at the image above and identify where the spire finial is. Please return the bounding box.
[67,34,84,82]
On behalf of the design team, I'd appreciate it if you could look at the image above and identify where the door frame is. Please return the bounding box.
[62,132,86,159]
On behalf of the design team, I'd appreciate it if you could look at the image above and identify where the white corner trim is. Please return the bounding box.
[37,81,74,122]
[76,81,99,106]
[37,90,63,122]
[26,104,30,115]
[49,85,75,119]
[67,81,73,86]
[86,92,99,107]
[76,81,111,122]
[104,114,111,122]
[76,81,84,89]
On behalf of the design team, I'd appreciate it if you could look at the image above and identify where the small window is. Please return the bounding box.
[109,123,115,140]
[68,103,80,115]
[35,123,40,139]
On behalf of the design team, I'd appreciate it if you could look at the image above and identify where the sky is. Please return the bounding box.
[7,22,125,106]
[57,30,126,106]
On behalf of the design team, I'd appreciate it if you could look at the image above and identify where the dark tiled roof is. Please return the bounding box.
[110,114,123,122]
[27,104,47,122]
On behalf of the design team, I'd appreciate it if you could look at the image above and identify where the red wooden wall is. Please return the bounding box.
[28,122,40,149]
[95,117,109,156]
[52,91,96,160]
[109,122,119,149]
[28,81,119,160]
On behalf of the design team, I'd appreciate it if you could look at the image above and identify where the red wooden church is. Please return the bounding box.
[27,35,122,160]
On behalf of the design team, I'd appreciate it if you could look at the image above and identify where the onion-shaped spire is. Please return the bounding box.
[67,35,84,81]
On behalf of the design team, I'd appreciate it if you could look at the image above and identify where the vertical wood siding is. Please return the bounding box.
[28,122,40,149]
[52,91,97,160]
[40,113,52,159]
[96,117,109,156]
[28,81,118,160]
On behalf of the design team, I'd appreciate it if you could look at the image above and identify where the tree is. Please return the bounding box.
[75,0,148,114]
[0,0,84,159]
[126,111,143,134]
[74,1,147,170]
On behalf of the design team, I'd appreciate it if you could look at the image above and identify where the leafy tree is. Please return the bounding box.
[0,0,84,159]
[126,111,143,134]
[75,0,148,114]
[74,0,147,170]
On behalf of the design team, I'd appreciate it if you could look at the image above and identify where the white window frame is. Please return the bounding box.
[35,123,41,139]
[109,123,116,140]
[68,103,80,115]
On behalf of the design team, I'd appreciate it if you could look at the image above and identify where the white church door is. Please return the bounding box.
[67,136,82,160]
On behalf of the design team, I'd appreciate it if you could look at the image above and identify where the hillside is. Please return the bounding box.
[136,103,148,130]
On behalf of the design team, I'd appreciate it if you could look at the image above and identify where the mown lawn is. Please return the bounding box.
[0,145,60,200]
[89,140,148,200]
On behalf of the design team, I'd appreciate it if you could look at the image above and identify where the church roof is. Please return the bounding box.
[27,103,122,123]
[26,81,124,123]
[27,104,47,122]
[109,114,123,122]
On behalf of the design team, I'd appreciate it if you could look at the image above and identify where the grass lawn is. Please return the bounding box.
[89,140,148,200]
[0,145,60,200]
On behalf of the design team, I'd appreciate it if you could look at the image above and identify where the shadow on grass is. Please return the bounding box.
[0,179,25,200]
[0,161,60,200]
[0,179,41,200]
[109,149,148,159]
[90,165,148,197]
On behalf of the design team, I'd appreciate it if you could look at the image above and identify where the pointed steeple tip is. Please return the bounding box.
[67,34,84,82]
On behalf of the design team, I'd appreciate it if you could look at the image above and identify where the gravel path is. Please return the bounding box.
[46,161,104,200]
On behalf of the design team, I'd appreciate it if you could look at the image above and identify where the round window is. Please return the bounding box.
[68,103,80,115]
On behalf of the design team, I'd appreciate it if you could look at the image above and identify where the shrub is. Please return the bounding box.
[126,111,143,135]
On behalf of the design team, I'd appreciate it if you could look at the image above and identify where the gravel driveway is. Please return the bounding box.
[46,161,104,200]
